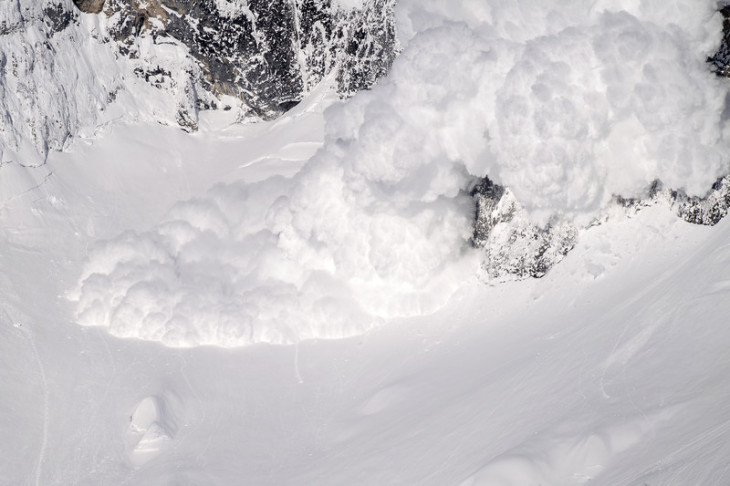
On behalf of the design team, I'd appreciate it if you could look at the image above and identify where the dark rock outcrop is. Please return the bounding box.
[709,6,730,75]
[615,178,730,227]
[675,176,730,225]
[45,3,77,33]
[80,0,397,120]
[471,178,577,280]
[471,172,730,281]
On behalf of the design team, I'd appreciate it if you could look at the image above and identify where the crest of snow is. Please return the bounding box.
[71,0,729,346]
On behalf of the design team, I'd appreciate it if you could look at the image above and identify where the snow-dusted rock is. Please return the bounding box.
[83,0,397,119]
[471,178,577,281]
[472,173,730,281]
[0,0,396,163]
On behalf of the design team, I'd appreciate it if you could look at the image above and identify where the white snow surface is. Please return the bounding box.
[3,110,730,483]
[3,0,730,483]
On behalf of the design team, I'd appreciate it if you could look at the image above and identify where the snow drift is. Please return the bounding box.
[71,0,730,346]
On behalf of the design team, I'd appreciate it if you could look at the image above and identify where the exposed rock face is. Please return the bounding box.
[615,178,730,226]
[0,0,396,163]
[471,174,730,281]
[674,177,730,225]
[471,178,577,280]
[0,0,124,164]
[708,6,730,75]
[92,0,397,119]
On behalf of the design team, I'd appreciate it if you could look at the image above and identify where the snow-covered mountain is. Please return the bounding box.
[0,0,395,164]
[4,0,730,484]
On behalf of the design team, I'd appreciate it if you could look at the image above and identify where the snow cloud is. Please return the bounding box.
[71,0,729,346]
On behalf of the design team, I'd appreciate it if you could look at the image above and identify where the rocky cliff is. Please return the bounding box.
[85,0,396,120]
[0,0,396,163]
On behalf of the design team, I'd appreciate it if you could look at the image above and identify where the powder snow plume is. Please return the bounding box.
[71,0,729,346]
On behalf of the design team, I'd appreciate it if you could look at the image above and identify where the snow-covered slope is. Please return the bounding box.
[3,0,730,484]
[3,101,730,484]
[0,0,214,165]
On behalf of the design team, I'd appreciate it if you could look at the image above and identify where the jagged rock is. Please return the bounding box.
[470,173,730,282]
[674,176,730,225]
[90,0,397,119]
[0,0,126,164]
[44,3,77,32]
[708,6,730,75]
[612,177,730,226]
[471,178,577,280]
[471,178,507,245]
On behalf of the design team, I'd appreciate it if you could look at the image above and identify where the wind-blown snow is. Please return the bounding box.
[71,0,729,346]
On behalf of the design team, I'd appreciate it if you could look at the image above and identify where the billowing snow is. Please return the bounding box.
[394,0,728,221]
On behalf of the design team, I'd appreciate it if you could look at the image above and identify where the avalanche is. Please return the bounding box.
[70,0,729,347]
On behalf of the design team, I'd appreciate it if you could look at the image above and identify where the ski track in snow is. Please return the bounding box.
[3,307,50,486]
[28,332,49,486]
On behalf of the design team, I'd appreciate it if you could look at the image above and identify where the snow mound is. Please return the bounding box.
[460,410,675,486]
[124,395,180,467]
[71,0,728,346]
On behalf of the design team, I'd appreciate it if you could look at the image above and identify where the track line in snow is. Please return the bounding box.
[3,307,50,486]
[294,341,304,384]
[619,415,730,485]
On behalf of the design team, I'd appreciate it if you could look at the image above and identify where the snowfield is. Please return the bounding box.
[3,0,730,484]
